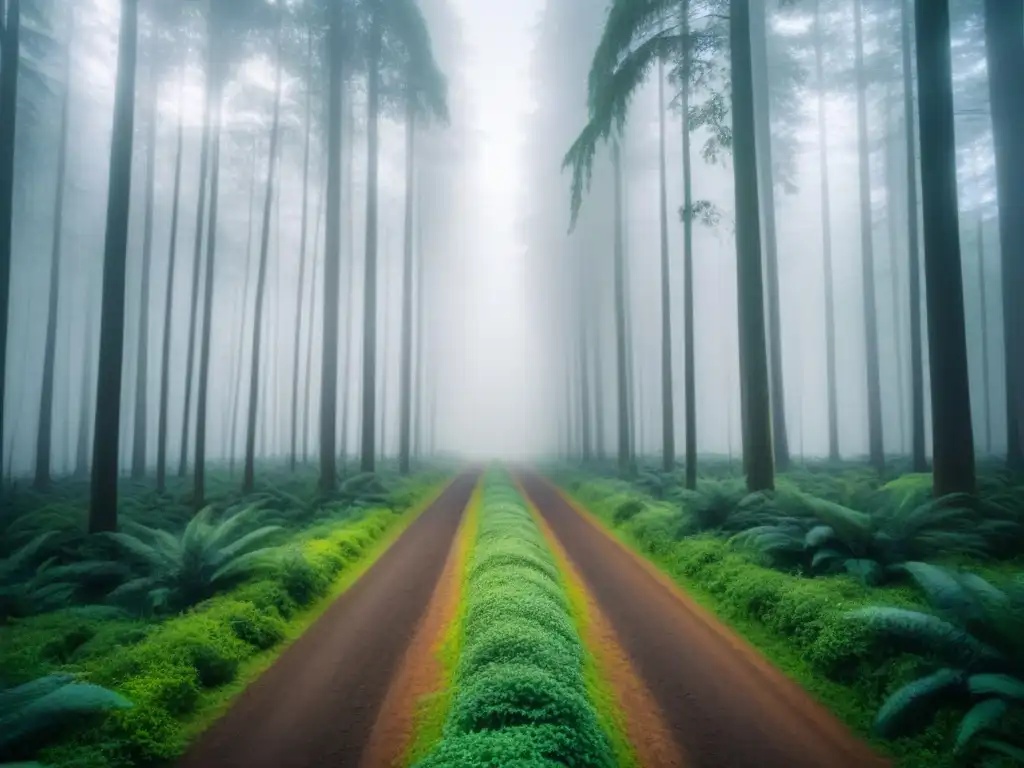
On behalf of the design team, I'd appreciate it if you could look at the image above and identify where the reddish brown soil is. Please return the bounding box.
[358,483,472,768]
[177,472,478,768]
[519,472,889,768]
[529,498,686,768]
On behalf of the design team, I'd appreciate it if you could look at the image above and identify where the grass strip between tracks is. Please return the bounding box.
[411,468,617,767]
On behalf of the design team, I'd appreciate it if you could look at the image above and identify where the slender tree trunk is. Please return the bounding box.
[611,138,629,474]
[179,65,213,480]
[360,14,382,472]
[593,262,606,460]
[340,91,355,462]
[680,3,697,489]
[622,153,637,475]
[75,283,95,478]
[89,0,138,533]
[413,174,425,459]
[193,43,226,508]
[156,75,185,492]
[34,27,72,489]
[398,96,415,474]
[853,0,885,471]
[303,175,324,463]
[977,213,992,455]
[885,89,907,455]
[130,81,158,479]
[229,142,259,475]
[244,42,283,494]
[379,226,391,461]
[577,245,593,462]
[914,0,975,495]
[901,0,927,472]
[0,0,21,481]
[814,0,839,462]
[290,29,313,472]
[319,1,344,492]
[749,0,789,471]
[656,55,675,474]
[983,0,1024,469]
[731,0,774,492]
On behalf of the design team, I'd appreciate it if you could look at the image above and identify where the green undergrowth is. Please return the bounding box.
[0,473,448,768]
[414,470,616,767]
[562,477,970,768]
[404,479,483,766]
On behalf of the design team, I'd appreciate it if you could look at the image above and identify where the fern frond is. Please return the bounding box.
[954,698,1007,754]
[872,668,965,738]
[968,674,1024,702]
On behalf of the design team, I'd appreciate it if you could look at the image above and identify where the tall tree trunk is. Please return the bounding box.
[0,0,21,481]
[885,89,907,455]
[34,26,72,489]
[244,42,283,494]
[914,0,975,495]
[413,173,425,459]
[977,213,992,454]
[319,0,344,492]
[901,0,927,472]
[730,0,774,493]
[229,142,258,476]
[398,95,415,474]
[303,175,324,463]
[814,0,839,462]
[983,0,1024,469]
[179,63,213,480]
[611,138,629,474]
[360,12,382,473]
[749,0,789,471]
[89,0,138,533]
[680,1,697,489]
[193,41,226,508]
[853,0,885,471]
[290,29,313,472]
[656,55,675,474]
[577,245,593,462]
[75,283,95,478]
[130,81,158,479]
[622,152,636,474]
[156,75,185,492]
[379,226,390,461]
[339,90,356,462]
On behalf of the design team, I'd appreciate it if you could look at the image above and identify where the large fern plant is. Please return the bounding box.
[0,674,132,764]
[105,503,283,612]
[847,564,1024,762]
[733,492,1006,585]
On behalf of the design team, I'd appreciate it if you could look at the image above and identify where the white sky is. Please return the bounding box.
[441,0,546,459]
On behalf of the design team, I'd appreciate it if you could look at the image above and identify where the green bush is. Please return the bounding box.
[417,472,614,768]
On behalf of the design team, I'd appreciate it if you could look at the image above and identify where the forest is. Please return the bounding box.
[1,0,1022,767]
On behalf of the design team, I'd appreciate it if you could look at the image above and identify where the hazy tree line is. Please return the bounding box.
[0,0,452,531]
[527,0,1021,496]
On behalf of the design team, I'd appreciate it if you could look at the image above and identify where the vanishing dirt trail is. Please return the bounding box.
[178,471,478,768]
[519,471,889,768]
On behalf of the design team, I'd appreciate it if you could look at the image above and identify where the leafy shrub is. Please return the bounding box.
[612,498,644,524]
[735,492,1006,585]
[417,474,614,768]
[848,564,1024,762]
[0,674,132,763]
[105,503,283,612]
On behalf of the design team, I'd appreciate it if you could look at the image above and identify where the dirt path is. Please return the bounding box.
[178,472,478,768]
[518,472,888,768]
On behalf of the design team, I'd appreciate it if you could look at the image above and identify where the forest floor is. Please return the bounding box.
[175,471,478,768]
[517,471,889,768]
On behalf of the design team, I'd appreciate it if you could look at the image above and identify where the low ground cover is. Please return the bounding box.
[0,466,448,768]
[414,471,617,767]
[557,469,1024,767]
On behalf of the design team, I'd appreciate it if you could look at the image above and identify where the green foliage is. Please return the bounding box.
[735,491,1010,585]
[0,675,132,763]
[417,474,614,768]
[104,503,284,613]
[847,565,1024,761]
